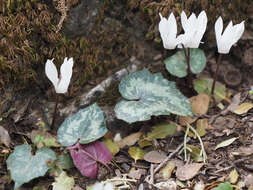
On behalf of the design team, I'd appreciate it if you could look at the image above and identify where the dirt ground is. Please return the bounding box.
[1,1,253,190]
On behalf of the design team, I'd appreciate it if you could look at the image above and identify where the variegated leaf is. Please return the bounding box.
[7,145,56,189]
[115,69,193,123]
[57,103,107,147]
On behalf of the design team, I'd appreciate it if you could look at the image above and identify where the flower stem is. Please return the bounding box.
[211,54,223,106]
[51,94,59,128]
[182,46,193,88]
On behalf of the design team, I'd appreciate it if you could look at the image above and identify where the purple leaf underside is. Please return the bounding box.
[68,141,112,178]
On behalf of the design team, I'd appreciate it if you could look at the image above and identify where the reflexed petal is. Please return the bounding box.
[158,12,178,49]
[57,57,74,93]
[181,11,188,30]
[45,59,59,90]
[168,13,177,37]
[231,21,245,44]
[215,17,223,42]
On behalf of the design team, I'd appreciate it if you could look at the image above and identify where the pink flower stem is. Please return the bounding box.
[51,94,59,128]
[211,54,223,106]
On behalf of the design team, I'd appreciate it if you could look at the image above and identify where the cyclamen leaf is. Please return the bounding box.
[115,69,193,123]
[57,103,107,147]
[164,49,206,78]
[7,145,56,189]
[68,141,112,179]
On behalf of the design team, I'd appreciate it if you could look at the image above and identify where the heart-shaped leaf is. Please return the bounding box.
[6,144,56,189]
[57,103,107,147]
[164,49,206,78]
[194,78,226,103]
[68,141,112,179]
[115,69,193,123]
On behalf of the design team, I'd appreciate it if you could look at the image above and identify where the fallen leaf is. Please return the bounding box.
[160,161,176,180]
[0,125,10,147]
[154,179,177,190]
[145,122,178,141]
[187,145,203,162]
[232,103,253,115]
[68,141,112,179]
[215,137,238,150]
[128,147,146,162]
[245,174,253,187]
[138,139,152,148]
[179,116,197,126]
[231,144,253,156]
[103,138,120,156]
[127,168,146,180]
[52,171,75,190]
[196,119,208,137]
[190,94,210,115]
[117,132,142,149]
[229,169,239,184]
[194,181,205,190]
[176,163,204,181]
[143,151,167,163]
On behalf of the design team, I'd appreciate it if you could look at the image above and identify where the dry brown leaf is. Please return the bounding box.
[143,151,167,163]
[233,103,253,115]
[176,163,204,181]
[127,169,146,180]
[245,174,253,187]
[190,93,210,115]
[179,116,197,126]
[0,125,11,147]
[117,132,142,149]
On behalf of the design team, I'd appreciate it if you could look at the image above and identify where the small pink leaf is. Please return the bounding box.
[68,141,112,179]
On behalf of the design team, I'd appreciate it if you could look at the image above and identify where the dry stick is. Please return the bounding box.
[145,138,190,186]
[211,54,223,106]
[154,137,190,174]
[51,94,59,128]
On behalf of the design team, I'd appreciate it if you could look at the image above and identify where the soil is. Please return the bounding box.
[1,1,253,190]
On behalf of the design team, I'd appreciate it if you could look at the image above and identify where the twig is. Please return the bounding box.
[154,138,190,174]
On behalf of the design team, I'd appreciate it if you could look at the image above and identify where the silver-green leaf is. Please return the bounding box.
[115,69,193,123]
[57,103,107,147]
[164,49,206,78]
[7,145,56,189]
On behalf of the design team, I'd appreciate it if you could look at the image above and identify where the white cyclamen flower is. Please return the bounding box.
[91,182,115,190]
[178,10,207,48]
[215,17,245,54]
[159,12,180,49]
[45,57,73,93]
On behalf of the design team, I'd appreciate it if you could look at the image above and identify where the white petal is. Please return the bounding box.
[215,17,223,42]
[45,59,59,91]
[167,13,177,37]
[191,11,207,48]
[181,11,188,30]
[231,21,245,44]
[92,182,104,190]
[159,13,178,49]
[104,182,114,190]
[57,57,74,93]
